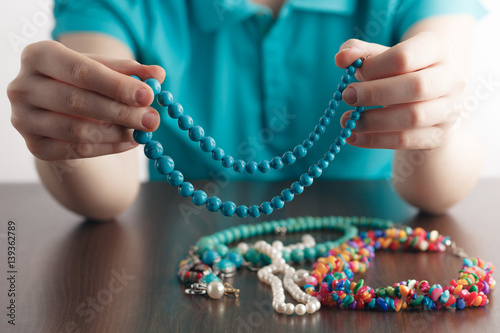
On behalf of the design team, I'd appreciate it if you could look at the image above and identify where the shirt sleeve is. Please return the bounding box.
[52,0,140,55]
[393,0,488,41]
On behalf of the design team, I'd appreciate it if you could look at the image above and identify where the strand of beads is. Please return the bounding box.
[304,227,496,311]
[133,59,367,217]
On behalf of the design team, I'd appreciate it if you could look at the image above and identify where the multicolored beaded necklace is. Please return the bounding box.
[177,216,495,315]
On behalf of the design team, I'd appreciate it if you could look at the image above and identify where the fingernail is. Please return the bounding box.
[135,88,151,105]
[142,111,158,131]
[340,47,351,52]
[343,87,357,105]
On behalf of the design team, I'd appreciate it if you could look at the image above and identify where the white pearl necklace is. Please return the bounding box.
[253,239,321,315]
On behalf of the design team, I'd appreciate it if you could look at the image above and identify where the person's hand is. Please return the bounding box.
[8,40,165,161]
[335,32,466,150]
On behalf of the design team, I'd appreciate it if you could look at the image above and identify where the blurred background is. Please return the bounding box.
[1,0,499,183]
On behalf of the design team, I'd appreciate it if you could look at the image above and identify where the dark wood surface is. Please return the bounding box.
[0,179,499,333]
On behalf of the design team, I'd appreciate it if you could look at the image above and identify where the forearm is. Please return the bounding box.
[36,150,140,219]
[393,120,483,214]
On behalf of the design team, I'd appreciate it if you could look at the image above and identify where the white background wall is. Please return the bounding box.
[0,0,499,183]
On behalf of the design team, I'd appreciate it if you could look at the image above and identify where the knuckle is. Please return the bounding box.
[6,79,24,104]
[394,47,413,73]
[10,112,25,132]
[75,143,92,158]
[20,43,40,65]
[26,140,46,160]
[112,101,131,123]
[69,120,86,142]
[407,105,426,127]
[396,132,411,149]
[70,60,92,81]
[411,73,430,99]
[66,88,87,112]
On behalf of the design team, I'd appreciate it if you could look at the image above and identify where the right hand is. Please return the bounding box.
[7,40,165,161]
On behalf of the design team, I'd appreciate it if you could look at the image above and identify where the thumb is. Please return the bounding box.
[334,39,389,80]
[86,54,166,83]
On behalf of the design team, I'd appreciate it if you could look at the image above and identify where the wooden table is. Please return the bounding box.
[0,179,499,332]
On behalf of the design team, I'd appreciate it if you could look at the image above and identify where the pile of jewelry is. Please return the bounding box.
[177,216,495,315]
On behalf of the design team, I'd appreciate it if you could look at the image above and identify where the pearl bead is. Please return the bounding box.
[295,304,306,315]
[276,303,286,313]
[306,302,316,314]
[237,242,249,253]
[284,303,295,315]
[207,281,225,299]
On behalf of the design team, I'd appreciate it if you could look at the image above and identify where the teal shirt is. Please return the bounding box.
[53,0,485,181]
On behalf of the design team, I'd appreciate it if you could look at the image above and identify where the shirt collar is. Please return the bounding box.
[190,0,357,32]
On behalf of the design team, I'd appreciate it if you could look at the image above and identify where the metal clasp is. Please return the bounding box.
[185,283,208,295]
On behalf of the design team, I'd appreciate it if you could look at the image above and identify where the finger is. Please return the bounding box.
[22,41,154,106]
[342,65,464,106]
[87,55,166,81]
[340,98,459,133]
[355,32,450,81]
[26,136,139,161]
[346,127,447,150]
[26,76,160,131]
[335,39,389,69]
[22,108,134,143]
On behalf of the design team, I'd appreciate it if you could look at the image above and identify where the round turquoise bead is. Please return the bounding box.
[347,66,356,75]
[239,225,250,238]
[341,128,351,138]
[245,161,258,174]
[167,102,183,119]
[144,78,161,96]
[335,137,347,146]
[330,144,341,154]
[346,119,356,130]
[178,182,194,197]
[200,273,220,284]
[177,115,193,130]
[350,111,361,121]
[352,59,363,68]
[188,125,205,142]
[342,73,352,84]
[226,252,242,268]
[291,181,304,194]
[282,251,291,262]
[258,160,271,173]
[333,91,342,101]
[314,124,325,135]
[144,141,163,159]
[260,201,273,215]
[330,99,340,109]
[167,170,184,186]
[318,159,329,170]
[300,173,313,187]
[202,250,220,265]
[291,248,304,262]
[200,136,216,152]
[304,247,316,260]
[157,91,173,106]
[270,156,284,170]
[338,82,347,92]
[248,205,261,218]
[315,244,327,257]
[309,132,319,142]
[355,106,366,113]
[271,196,284,209]
[130,75,141,80]
[154,155,175,175]
[293,145,307,158]
[324,108,335,118]
[308,165,322,178]
[211,147,225,161]
[319,116,330,126]
[282,151,296,165]
[303,139,313,149]
[281,189,294,202]
[233,160,246,173]
[245,248,261,265]
[191,190,207,206]
[221,201,237,217]
[206,196,222,212]
[133,129,152,144]
[221,155,234,168]
[323,151,335,162]
[214,244,229,257]
[236,205,248,218]
[214,259,235,272]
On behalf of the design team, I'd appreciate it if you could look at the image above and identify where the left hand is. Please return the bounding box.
[335,32,466,150]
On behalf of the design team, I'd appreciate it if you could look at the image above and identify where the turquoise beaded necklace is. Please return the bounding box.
[133,59,366,218]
